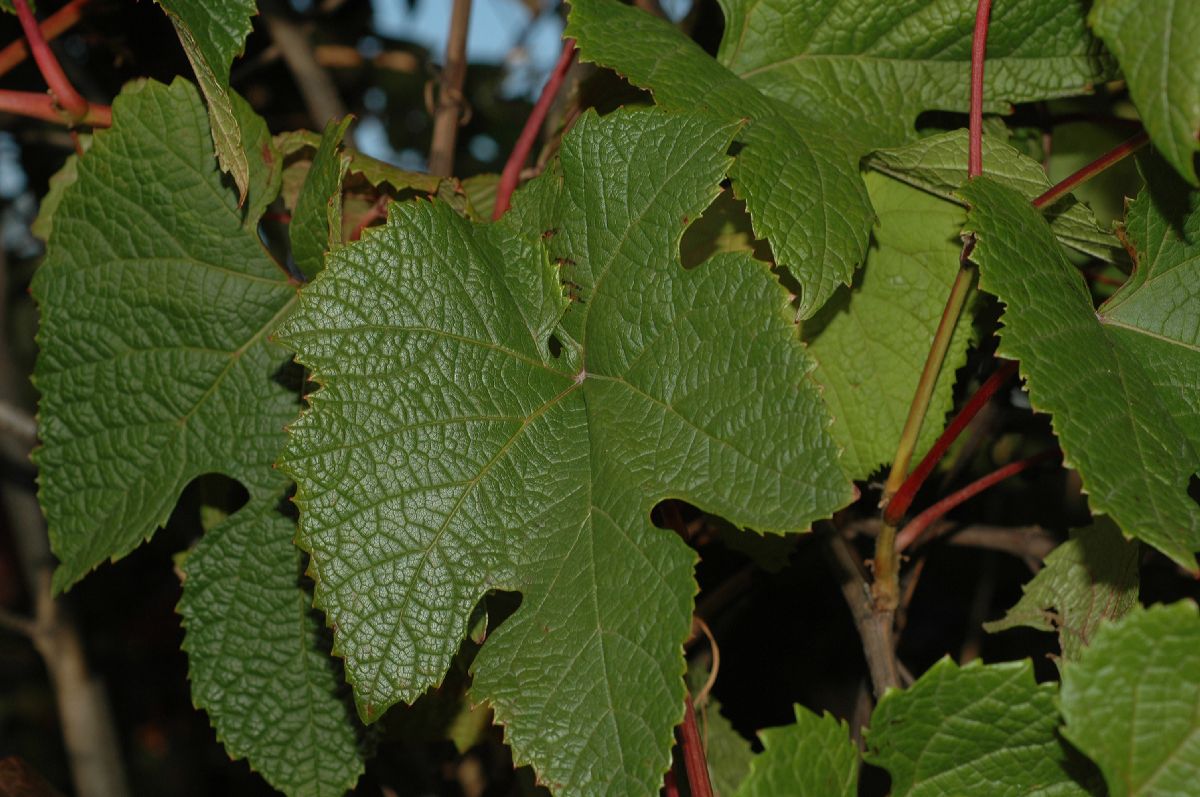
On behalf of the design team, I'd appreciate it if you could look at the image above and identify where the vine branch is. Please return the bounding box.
[0,0,89,79]
[12,0,89,122]
[680,693,713,797]
[493,38,576,219]
[1032,130,1150,209]
[0,88,110,127]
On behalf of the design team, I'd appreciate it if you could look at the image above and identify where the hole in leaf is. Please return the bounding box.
[1188,473,1200,506]
[548,334,563,359]
[176,472,249,533]
[678,189,771,269]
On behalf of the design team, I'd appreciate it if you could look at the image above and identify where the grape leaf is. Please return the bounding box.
[718,0,1115,147]
[31,140,87,242]
[804,172,974,480]
[178,496,365,797]
[1090,0,1200,184]
[289,116,351,280]
[566,0,873,318]
[734,706,858,797]
[153,0,257,201]
[31,78,362,794]
[233,90,282,231]
[1059,601,1200,797]
[984,518,1139,662]
[959,176,1200,569]
[276,107,853,795]
[866,130,1123,263]
[866,658,1095,796]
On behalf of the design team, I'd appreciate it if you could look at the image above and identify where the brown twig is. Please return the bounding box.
[846,519,1057,567]
[427,0,472,177]
[821,524,901,697]
[493,38,576,219]
[0,606,36,636]
[259,0,347,127]
[0,0,89,79]
[12,0,89,122]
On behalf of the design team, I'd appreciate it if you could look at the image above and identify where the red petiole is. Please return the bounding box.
[12,0,89,122]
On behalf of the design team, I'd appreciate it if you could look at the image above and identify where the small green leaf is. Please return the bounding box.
[866,658,1096,796]
[959,176,1200,569]
[984,519,1139,662]
[277,107,852,795]
[1060,601,1200,797]
[567,0,873,318]
[718,0,1115,147]
[867,130,1122,263]
[735,706,857,797]
[232,90,282,231]
[290,116,352,280]
[275,129,444,197]
[1091,0,1200,184]
[153,0,257,201]
[804,171,974,480]
[179,496,365,797]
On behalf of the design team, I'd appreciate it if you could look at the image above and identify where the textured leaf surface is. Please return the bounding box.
[718,0,1114,147]
[567,0,872,318]
[1091,0,1200,184]
[154,0,257,200]
[277,108,852,795]
[1060,601,1200,797]
[866,658,1093,796]
[867,130,1122,262]
[735,706,857,797]
[32,78,362,795]
[984,519,1139,662]
[33,78,295,590]
[289,116,351,280]
[178,497,364,796]
[804,172,973,479]
[959,177,1200,568]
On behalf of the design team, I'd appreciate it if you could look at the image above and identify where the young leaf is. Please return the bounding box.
[867,130,1122,263]
[1059,601,1200,797]
[232,90,283,231]
[734,706,858,797]
[804,172,974,480]
[178,496,365,796]
[289,116,352,281]
[276,107,853,796]
[718,0,1115,148]
[32,77,363,796]
[959,177,1200,569]
[153,0,257,201]
[1090,0,1200,184]
[566,0,873,318]
[983,518,1139,663]
[866,658,1097,796]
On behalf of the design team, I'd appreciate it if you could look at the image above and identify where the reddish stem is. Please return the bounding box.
[680,693,713,797]
[967,0,992,178]
[12,0,89,122]
[895,449,1061,553]
[492,38,576,220]
[1032,130,1150,209]
[885,360,1018,526]
[0,88,109,126]
[663,769,680,797]
[0,0,89,79]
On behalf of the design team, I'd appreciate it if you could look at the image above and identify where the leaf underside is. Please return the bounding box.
[277,106,853,796]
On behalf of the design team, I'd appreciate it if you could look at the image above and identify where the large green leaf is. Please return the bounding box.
[32,78,361,795]
[804,171,974,479]
[276,107,853,795]
[1090,0,1200,184]
[718,0,1115,147]
[1059,601,1200,797]
[959,176,1200,569]
[153,0,258,201]
[566,0,872,318]
[867,130,1122,263]
[178,497,365,796]
[866,658,1095,796]
[734,706,858,797]
[984,519,1139,663]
